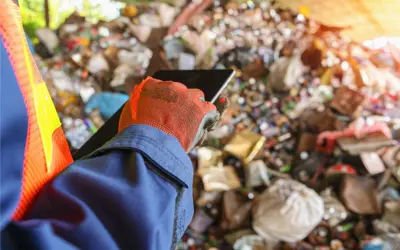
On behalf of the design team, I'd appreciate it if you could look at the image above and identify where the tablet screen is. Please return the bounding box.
[153,70,234,102]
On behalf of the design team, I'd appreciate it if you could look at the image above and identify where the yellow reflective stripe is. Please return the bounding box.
[16,18,60,172]
[32,81,62,172]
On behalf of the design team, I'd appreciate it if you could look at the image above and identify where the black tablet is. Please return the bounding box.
[153,70,234,103]
[73,69,235,159]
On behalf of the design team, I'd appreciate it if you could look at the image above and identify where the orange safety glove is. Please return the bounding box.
[119,77,227,152]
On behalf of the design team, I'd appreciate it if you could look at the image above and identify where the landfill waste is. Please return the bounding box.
[252,179,324,244]
[167,1,400,249]
[34,0,400,249]
[35,4,179,149]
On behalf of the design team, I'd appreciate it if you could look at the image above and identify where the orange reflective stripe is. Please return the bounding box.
[0,0,73,220]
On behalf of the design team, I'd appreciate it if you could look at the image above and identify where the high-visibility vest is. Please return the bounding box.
[0,0,73,220]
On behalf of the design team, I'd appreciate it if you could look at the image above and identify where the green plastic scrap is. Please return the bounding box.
[280,164,291,173]
[338,223,354,232]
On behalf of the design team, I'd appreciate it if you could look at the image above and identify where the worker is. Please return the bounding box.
[0,0,225,249]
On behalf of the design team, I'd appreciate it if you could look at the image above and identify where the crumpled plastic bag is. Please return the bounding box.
[359,61,400,93]
[373,220,399,235]
[128,23,152,43]
[118,46,153,75]
[245,160,270,188]
[233,235,267,250]
[320,188,348,227]
[85,92,129,119]
[181,29,215,66]
[110,64,135,88]
[252,179,324,242]
[268,54,304,93]
[87,54,110,74]
[382,201,400,229]
[59,23,79,39]
[381,146,400,177]
[188,14,208,32]
[48,70,75,92]
[78,83,96,103]
[36,28,59,53]
[380,233,400,250]
[139,13,162,28]
[153,3,177,27]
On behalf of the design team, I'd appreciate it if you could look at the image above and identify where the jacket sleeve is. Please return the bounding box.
[2,125,194,250]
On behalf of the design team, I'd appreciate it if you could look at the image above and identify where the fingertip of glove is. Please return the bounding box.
[215,96,229,114]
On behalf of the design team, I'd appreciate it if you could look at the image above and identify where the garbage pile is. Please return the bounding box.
[160,2,400,250]
[34,1,399,249]
[35,3,182,149]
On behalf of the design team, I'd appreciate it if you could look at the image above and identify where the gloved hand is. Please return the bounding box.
[119,77,228,152]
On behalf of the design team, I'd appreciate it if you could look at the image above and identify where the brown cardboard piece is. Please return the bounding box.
[224,130,266,164]
[340,175,381,214]
[221,191,252,230]
[330,86,365,117]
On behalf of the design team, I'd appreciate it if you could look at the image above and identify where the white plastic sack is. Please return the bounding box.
[252,179,324,242]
